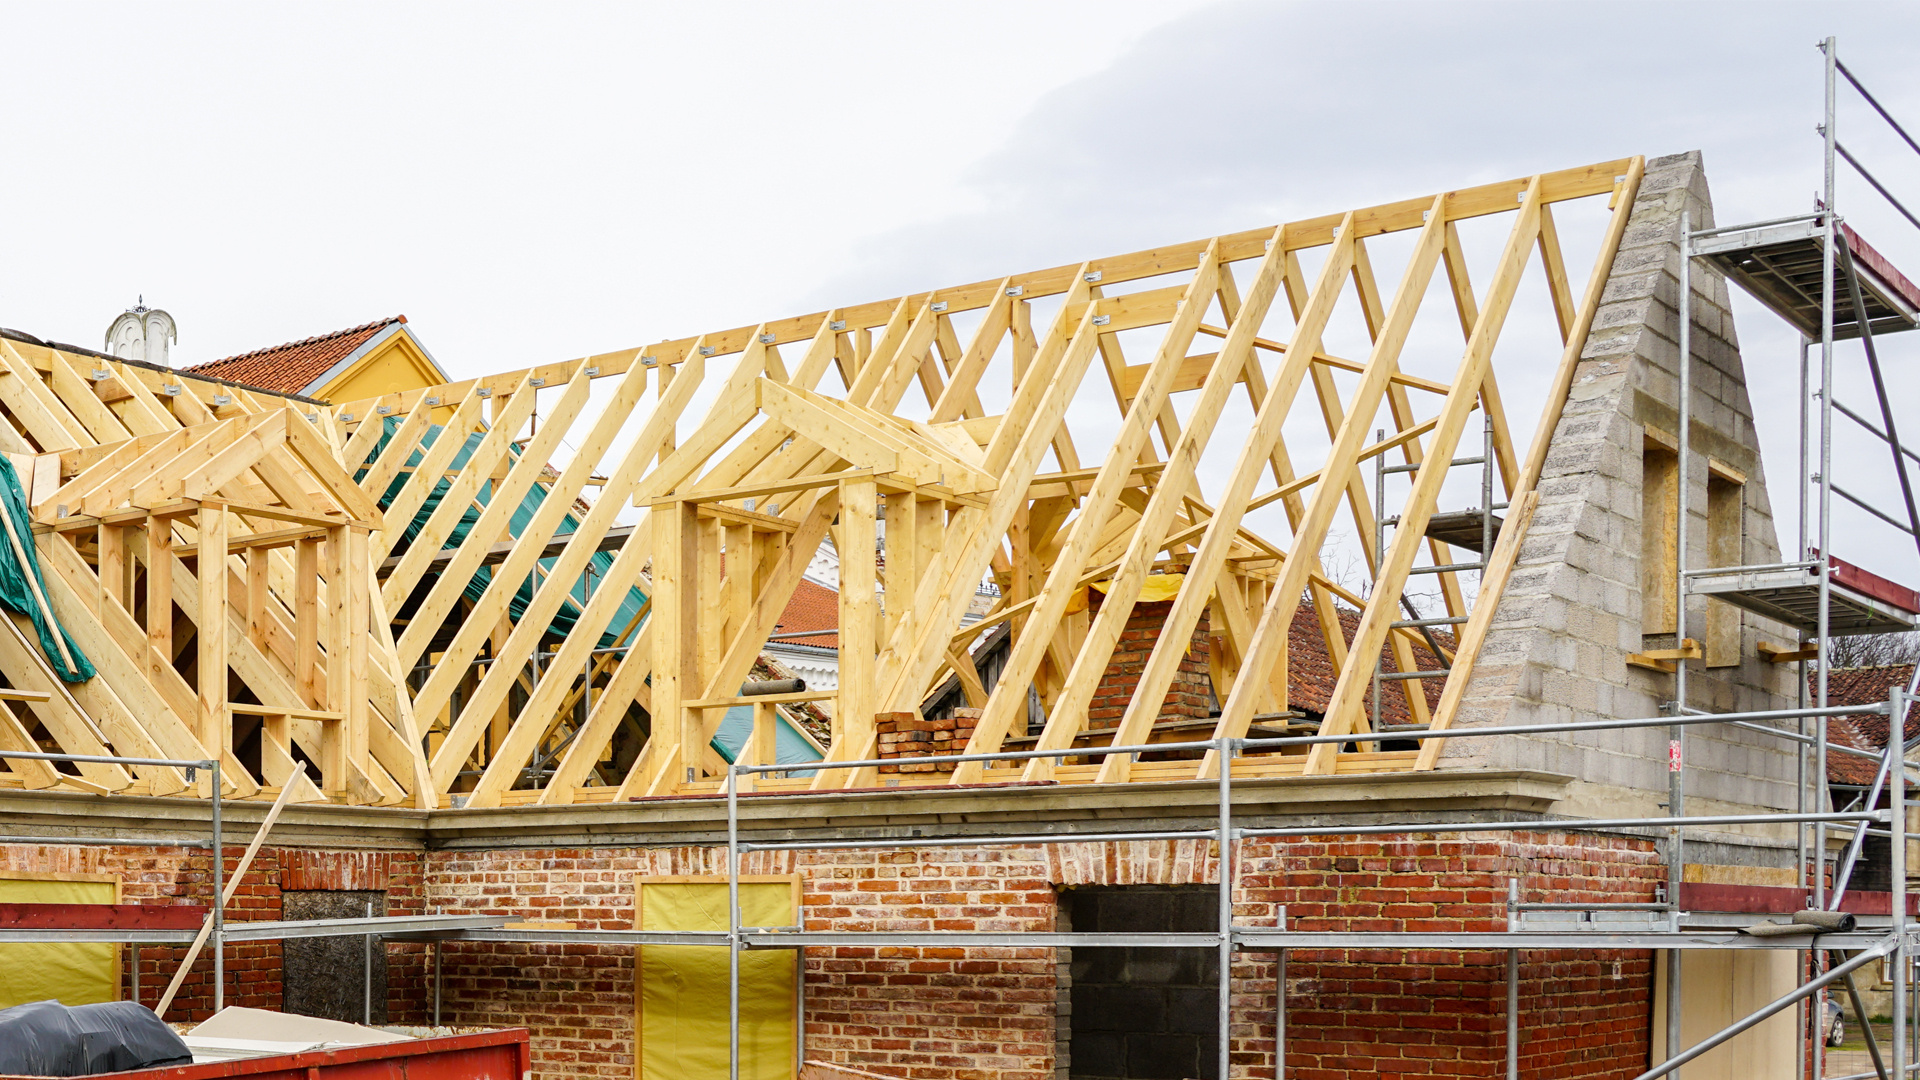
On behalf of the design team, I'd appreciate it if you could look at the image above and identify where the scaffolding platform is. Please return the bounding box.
[1692,556,1919,636]
[1692,217,1920,340]
[1423,508,1504,554]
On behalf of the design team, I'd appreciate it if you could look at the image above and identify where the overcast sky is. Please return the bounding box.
[4,1,1919,578]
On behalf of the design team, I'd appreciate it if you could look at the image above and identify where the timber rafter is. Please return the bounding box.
[0,158,1641,806]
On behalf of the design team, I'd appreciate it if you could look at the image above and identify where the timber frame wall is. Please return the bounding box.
[0,156,1642,809]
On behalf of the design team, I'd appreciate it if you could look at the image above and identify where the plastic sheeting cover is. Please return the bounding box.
[0,1000,192,1076]
[358,419,646,647]
[0,457,92,681]
[638,880,796,1080]
[0,877,118,1008]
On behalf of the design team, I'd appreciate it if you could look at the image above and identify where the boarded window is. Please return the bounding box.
[1705,462,1747,667]
[1641,430,1679,636]
[636,876,798,1080]
[282,890,386,1023]
[0,872,120,1008]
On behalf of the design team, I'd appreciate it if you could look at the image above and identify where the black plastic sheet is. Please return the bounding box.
[0,999,192,1076]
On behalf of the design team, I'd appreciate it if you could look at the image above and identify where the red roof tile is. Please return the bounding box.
[1812,663,1918,785]
[1287,600,1450,724]
[773,578,840,648]
[183,316,405,396]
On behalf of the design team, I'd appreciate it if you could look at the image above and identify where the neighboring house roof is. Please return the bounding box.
[773,578,841,649]
[1288,599,1450,723]
[183,315,431,398]
[1814,663,1919,786]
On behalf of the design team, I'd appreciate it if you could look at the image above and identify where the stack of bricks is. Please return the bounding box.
[875,707,979,772]
[1086,594,1212,732]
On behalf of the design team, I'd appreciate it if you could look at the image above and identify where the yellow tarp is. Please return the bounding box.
[0,876,118,1007]
[1064,572,1186,615]
[638,879,796,1080]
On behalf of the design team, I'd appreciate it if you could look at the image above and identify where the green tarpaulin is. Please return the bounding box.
[360,419,647,647]
[0,457,91,682]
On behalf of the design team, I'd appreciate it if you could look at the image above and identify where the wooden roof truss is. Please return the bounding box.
[0,156,1642,806]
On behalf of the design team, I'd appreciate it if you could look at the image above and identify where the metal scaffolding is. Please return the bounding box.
[1675,33,1920,1080]
[3,32,1918,1080]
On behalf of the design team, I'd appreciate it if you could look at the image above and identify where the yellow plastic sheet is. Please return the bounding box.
[0,876,118,1007]
[638,879,796,1080]
[1063,572,1186,615]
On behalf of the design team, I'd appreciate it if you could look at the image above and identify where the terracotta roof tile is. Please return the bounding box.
[773,579,840,648]
[182,316,405,396]
[1287,600,1450,724]
[1814,663,1920,785]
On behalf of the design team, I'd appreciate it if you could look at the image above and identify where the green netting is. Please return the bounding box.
[359,418,647,648]
[0,458,91,682]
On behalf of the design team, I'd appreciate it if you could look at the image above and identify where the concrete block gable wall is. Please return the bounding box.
[1445,151,1802,829]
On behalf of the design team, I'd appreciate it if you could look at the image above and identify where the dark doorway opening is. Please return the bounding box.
[1062,884,1219,1080]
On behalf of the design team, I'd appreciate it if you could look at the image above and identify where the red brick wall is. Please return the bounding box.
[0,843,425,1023]
[424,832,1659,1080]
[1086,595,1213,730]
[1,830,1662,1080]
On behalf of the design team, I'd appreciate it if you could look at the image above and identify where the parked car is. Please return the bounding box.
[1827,998,1847,1047]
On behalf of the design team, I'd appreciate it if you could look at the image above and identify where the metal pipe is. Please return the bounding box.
[1681,561,1819,577]
[211,759,222,1014]
[1689,211,1825,238]
[735,706,1892,776]
[728,758,741,1080]
[364,898,373,1026]
[1633,940,1893,1080]
[1238,811,1882,840]
[433,939,442,1027]
[1830,398,1920,471]
[1833,733,1902,909]
[1817,43,1839,1080]
[0,749,216,769]
[1837,242,1920,554]
[1507,948,1520,1080]
[744,829,1218,854]
[1835,142,1920,233]
[1834,57,1920,159]
[1672,205,1693,1077]
[1217,736,1232,1080]
[1842,967,1893,1080]
[1276,946,1287,1080]
[1892,687,1908,1078]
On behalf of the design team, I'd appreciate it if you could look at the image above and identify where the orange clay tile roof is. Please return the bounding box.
[182,316,406,396]
[772,578,840,648]
[1816,663,1920,786]
[1287,600,1449,724]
